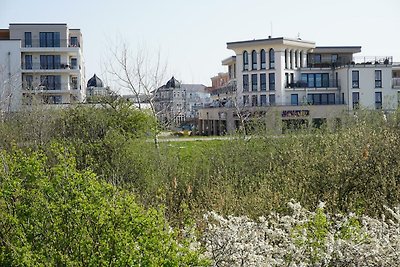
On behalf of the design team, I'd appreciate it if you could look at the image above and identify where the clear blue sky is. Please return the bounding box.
[1,0,399,88]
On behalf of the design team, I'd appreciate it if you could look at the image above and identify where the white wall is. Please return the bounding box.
[0,40,22,112]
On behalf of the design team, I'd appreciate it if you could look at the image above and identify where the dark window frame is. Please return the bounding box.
[352,70,359,88]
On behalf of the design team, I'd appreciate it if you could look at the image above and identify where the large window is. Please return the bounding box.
[269,94,275,105]
[243,74,249,91]
[243,95,249,106]
[375,70,382,88]
[313,54,321,64]
[40,55,61,69]
[269,48,275,69]
[260,94,267,106]
[307,93,335,105]
[352,92,359,109]
[24,75,33,89]
[251,74,258,91]
[290,50,293,69]
[70,58,78,69]
[252,95,258,106]
[251,50,257,70]
[260,49,266,69]
[301,73,330,87]
[285,49,288,69]
[260,73,266,91]
[24,55,32,69]
[39,32,61,47]
[375,92,382,109]
[70,37,78,47]
[291,94,298,105]
[269,73,275,91]
[24,32,32,47]
[331,54,338,63]
[243,51,249,71]
[295,51,298,68]
[352,71,359,88]
[40,75,61,90]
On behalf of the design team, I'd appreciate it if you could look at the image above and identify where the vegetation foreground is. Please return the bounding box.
[0,103,400,265]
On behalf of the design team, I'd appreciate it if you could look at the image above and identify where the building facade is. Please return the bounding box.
[0,23,85,110]
[154,76,211,128]
[198,36,399,135]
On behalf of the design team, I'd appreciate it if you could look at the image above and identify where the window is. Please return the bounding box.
[40,55,61,69]
[285,73,289,88]
[71,76,78,89]
[251,50,257,70]
[24,32,32,47]
[243,95,249,106]
[70,58,78,69]
[39,32,61,47]
[24,55,32,69]
[291,94,298,105]
[285,49,288,69]
[260,94,267,106]
[269,73,275,91]
[228,65,232,79]
[375,92,382,109]
[40,75,61,90]
[331,54,338,63]
[307,93,335,105]
[260,49,266,69]
[352,71,359,88]
[252,95,258,106]
[290,73,294,86]
[295,51,298,68]
[269,94,275,105]
[269,48,275,69]
[260,73,266,91]
[290,50,293,69]
[70,37,78,47]
[314,54,321,64]
[24,75,33,89]
[243,74,249,91]
[352,92,359,109]
[301,73,330,88]
[300,51,304,68]
[243,51,249,71]
[251,74,258,91]
[375,70,382,88]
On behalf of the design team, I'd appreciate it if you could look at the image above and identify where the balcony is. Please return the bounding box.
[305,56,393,69]
[22,82,78,93]
[22,39,80,48]
[285,79,340,90]
[21,63,80,71]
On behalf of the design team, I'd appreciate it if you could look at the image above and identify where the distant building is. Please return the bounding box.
[153,76,211,127]
[198,36,400,135]
[0,23,85,110]
[86,74,110,98]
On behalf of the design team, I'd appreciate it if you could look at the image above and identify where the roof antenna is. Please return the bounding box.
[297,32,301,40]
[270,22,273,38]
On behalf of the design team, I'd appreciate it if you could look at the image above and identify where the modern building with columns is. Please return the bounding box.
[199,36,399,135]
[0,23,85,111]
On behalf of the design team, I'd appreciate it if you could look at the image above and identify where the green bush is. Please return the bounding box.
[0,145,207,266]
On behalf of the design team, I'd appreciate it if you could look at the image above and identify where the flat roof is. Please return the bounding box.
[227,37,315,47]
[222,56,236,65]
[10,23,67,26]
[313,46,362,53]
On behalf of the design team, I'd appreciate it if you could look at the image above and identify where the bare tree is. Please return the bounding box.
[104,39,169,148]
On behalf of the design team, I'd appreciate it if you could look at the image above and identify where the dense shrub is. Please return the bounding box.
[0,145,207,266]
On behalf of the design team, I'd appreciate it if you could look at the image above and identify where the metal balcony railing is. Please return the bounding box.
[306,56,393,69]
[22,82,78,91]
[23,39,81,48]
[21,63,79,70]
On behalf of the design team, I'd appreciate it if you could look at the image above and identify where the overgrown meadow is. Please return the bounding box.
[1,102,399,265]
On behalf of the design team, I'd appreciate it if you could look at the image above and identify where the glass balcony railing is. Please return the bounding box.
[21,63,79,70]
[22,39,80,48]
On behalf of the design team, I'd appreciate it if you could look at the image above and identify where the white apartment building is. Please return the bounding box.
[154,76,211,128]
[0,23,85,111]
[198,36,399,135]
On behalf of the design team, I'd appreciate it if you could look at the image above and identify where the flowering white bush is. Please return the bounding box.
[202,202,400,266]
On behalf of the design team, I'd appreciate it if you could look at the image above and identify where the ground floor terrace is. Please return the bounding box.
[198,104,347,135]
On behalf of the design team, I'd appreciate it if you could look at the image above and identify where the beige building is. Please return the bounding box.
[199,36,399,135]
[0,23,85,110]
